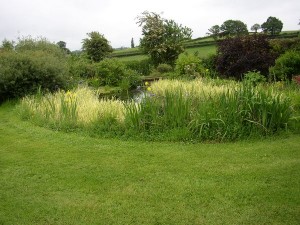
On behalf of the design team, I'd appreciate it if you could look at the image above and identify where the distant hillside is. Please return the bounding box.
[110,31,299,59]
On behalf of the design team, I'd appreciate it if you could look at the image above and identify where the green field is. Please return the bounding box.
[184,45,217,57]
[117,54,149,62]
[1,102,300,224]
[111,36,217,61]
[111,31,299,62]
[114,45,216,62]
[115,45,217,62]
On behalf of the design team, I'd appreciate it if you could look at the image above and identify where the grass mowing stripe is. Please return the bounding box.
[0,103,300,225]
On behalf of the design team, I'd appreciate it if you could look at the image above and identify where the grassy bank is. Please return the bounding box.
[0,102,300,224]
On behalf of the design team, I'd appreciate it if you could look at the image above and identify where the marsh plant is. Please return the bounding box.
[125,80,293,141]
[19,79,297,141]
[19,86,124,130]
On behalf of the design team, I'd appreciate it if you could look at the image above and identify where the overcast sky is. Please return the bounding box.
[1,0,299,50]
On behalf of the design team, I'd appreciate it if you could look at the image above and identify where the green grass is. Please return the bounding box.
[114,45,216,62]
[112,36,216,61]
[112,47,142,55]
[117,54,149,62]
[1,102,300,224]
[184,45,216,57]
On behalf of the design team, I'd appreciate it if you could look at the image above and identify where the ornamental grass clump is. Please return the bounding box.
[19,86,125,130]
[124,79,293,141]
[19,79,296,141]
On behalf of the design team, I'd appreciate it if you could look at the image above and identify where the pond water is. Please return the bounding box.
[98,86,149,103]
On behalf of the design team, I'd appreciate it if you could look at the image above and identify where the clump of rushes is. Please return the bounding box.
[125,79,294,141]
[19,86,124,130]
[19,79,297,141]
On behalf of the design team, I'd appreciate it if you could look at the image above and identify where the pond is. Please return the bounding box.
[98,86,150,103]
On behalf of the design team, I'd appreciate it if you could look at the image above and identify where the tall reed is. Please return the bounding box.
[19,86,124,130]
[19,79,296,141]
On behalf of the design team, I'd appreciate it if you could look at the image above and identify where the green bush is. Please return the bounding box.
[243,71,266,86]
[15,36,67,58]
[269,50,300,80]
[201,54,219,78]
[175,53,205,78]
[216,34,277,79]
[68,55,96,78]
[95,58,141,88]
[269,38,300,55]
[156,64,173,73]
[0,50,69,103]
[123,59,153,76]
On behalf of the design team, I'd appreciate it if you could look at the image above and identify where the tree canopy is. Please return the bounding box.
[56,41,71,54]
[207,25,220,40]
[251,24,261,33]
[261,17,283,36]
[137,11,192,65]
[82,32,112,62]
[220,20,248,37]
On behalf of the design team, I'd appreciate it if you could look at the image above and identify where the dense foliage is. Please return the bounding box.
[82,31,113,62]
[216,34,277,79]
[207,25,220,40]
[137,11,192,65]
[122,59,153,76]
[269,50,300,80]
[94,58,140,88]
[251,23,261,33]
[269,38,300,55]
[220,20,248,37]
[0,37,69,103]
[175,53,205,78]
[261,16,283,36]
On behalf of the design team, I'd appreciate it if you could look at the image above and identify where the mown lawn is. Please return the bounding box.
[0,102,299,225]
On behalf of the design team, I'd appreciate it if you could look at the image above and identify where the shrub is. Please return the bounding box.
[156,64,173,73]
[269,38,300,55]
[0,49,69,103]
[216,34,277,80]
[68,55,97,78]
[15,36,66,58]
[95,58,141,88]
[269,51,300,81]
[243,71,266,86]
[175,53,205,78]
[201,54,219,78]
[123,59,153,76]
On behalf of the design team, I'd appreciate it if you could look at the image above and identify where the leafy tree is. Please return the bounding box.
[56,41,71,54]
[57,41,66,49]
[216,34,277,79]
[15,36,66,58]
[82,31,113,62]
[220,20,248,37]
[251,23,261,33]
[1,39,14,51]
[137,11,192,65]
[207,25,220,40]
[0,37,69,103]
[261,17,283,36]
[131,38,135,48]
